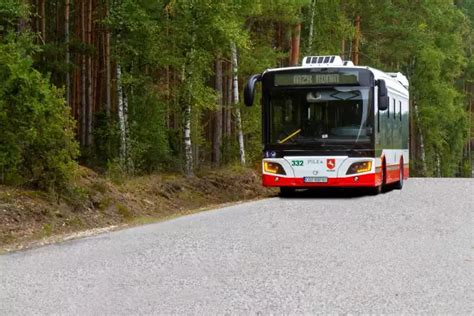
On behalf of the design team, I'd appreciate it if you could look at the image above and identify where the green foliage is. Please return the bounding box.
[302,0,353,56]
[88,111,121,171]
[299,0,473,176]
[128,85,171,172]
[0,0,28,32]
[80,0,474,178]
[106,160,127,185]
[110,0,253,170]
[1,0,473,182]
[0,38,78,190]
[108,0,173,173]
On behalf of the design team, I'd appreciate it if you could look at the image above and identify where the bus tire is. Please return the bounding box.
[381,160,388,193]
[279,187,295,197]
[368,185,382,195]
[394,160,404,190]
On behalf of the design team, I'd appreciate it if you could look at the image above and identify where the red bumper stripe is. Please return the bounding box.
[263,173,378,188]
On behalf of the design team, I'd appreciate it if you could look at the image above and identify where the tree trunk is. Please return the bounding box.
[352,15,361,65]
[290,22,301,66]
[307,0,316,55]
[81,0,87,146]
[39,0,46,43]
[86,0,93,146]
[184,101,193,176]
[105,0,111,117]
[277,22,283,67]
[340,0,346,59]
[213,57,223,167]
[436,154,441,177]
[231,42,246,166]
[181,61,194,176]
[413,99,426,175]
[117,65,130,170]
[65,0,70,105]
[409,98,414,173]
[470,83,474,177]
[226,63,232,137]
[165,66,170,128]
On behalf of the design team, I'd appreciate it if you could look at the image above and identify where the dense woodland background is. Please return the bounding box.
[0,0,473,191]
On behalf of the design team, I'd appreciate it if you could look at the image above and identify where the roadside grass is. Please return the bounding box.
[0,166,274,253]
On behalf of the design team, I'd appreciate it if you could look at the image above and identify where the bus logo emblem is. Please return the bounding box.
[327,159,336,170]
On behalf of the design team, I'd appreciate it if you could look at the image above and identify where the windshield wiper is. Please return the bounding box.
[278,129,301,144]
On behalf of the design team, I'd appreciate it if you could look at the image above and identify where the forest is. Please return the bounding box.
[0,0,473,192]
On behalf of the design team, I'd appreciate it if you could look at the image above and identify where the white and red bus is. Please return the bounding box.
[244,56,409,195]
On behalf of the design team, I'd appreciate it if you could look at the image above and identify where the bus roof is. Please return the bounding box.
[263,55,409,97]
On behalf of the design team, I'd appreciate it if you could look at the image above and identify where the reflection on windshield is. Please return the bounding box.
[278,129,301,144]
[270,87,371,145]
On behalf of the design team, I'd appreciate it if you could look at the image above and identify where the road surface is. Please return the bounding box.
[0,178,473,314]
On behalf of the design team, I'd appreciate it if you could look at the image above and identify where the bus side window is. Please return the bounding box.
[393,98,396,119]
[399,101,402,121]
[387,98,390,118]
[377,90,380,133]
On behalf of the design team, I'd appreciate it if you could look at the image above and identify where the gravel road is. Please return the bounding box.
[0,178,473,314]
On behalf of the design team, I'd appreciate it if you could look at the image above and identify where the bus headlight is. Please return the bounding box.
[263,161,286,175]
[346,161,372,174]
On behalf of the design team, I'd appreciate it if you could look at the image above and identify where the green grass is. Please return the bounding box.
[116,203,133,221]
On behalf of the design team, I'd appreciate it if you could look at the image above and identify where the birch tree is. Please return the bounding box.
[213,57,223,167]
[231,42,246,166]
[183,62,194,177]
[307,0,316,55]
[183,96,193,176]
[117,65,130,170]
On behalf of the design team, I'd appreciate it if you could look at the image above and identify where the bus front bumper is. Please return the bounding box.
[263,173,378,188]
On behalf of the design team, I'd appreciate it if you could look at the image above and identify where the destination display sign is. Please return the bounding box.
[274,72,359,86]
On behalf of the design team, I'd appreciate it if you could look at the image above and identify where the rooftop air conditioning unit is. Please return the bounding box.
[343,60,354,66]
[302,55,344,67]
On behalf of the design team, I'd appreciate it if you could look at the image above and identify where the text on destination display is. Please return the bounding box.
[274,73,359,86]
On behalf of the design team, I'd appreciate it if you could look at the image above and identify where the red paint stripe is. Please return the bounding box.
[385,163,411,183]
[386,166,400,184]
[263,173,378,188]
[344,162,409,186]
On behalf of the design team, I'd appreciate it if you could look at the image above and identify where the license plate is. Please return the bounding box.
[304,177,328,183]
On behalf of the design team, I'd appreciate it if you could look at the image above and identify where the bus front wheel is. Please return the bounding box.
[369,184,382,195]
[369,163,385,195]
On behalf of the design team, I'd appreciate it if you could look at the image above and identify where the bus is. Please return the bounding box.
[244,55,409,195]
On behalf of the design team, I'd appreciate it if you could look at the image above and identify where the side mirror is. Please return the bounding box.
[378,79,389,111]
[244,74,262,107]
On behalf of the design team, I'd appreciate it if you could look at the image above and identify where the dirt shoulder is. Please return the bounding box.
[0,166,275,253]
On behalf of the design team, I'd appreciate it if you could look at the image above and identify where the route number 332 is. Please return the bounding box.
[291,160,304,167]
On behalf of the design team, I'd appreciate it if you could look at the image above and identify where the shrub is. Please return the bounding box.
[0,39,78,191]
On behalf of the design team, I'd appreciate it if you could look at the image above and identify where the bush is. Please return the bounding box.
[0,39,78,191]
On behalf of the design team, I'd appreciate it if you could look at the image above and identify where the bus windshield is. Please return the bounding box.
[269,87,371,146]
